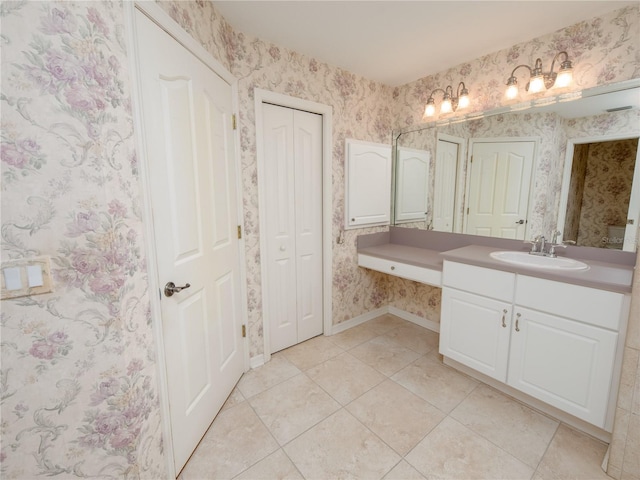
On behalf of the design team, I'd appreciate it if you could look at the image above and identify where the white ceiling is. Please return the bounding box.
[213,1,635,87]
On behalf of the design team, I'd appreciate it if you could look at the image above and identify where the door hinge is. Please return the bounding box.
[470,155,473,163]
[242,324,246,337]
[466,207,469,214]
[232,114,237,130]
[237,225,242,239]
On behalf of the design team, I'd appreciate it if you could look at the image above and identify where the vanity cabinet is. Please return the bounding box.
[440,260,627,430]
[440,262,515,381]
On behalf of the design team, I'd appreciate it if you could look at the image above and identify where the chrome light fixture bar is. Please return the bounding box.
[505,51,573,99]
[424,82,470,118]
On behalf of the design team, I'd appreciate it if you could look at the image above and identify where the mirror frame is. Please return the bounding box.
[391,78,640,250]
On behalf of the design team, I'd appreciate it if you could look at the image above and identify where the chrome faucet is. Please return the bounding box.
[526,231,572,257]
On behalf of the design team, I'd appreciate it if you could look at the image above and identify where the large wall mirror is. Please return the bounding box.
[391,79,640,252]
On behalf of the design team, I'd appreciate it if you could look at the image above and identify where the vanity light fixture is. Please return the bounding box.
[424,82,470,118]
[505,51,573,99]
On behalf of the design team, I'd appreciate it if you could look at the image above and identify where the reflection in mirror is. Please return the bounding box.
[392,81,640,252]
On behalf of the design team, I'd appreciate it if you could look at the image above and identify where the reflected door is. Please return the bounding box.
[434,139,460,232]
[396,147,429,223]
[135,10,245,472]
[465,141,535,239]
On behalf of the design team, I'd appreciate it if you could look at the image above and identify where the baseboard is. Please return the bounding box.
[388,306,440,333]
[249,354,265,369]
[330,306,388,335]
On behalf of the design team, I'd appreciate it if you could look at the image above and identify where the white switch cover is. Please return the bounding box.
[1,256,53,300]
[3,267,22,291]
[27,265,44,287]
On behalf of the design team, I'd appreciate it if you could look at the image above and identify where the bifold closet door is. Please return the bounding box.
[263,104,323,353]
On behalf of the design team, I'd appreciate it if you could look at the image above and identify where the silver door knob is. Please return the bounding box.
[164,282,191,297]
[515,219,525,224]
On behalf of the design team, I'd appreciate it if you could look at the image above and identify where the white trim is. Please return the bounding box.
[250,354,265,369]
[125,3,247,478]
[435,132,466,233]
[388,306,440,333]
[254,89,333,363]
[329,305,440,335]
[330,307,389,334]
[557,133,640,250]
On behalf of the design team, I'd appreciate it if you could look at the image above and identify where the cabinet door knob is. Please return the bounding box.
[515,312,521,332]
[390,265,395,270]
[501,309,507,328]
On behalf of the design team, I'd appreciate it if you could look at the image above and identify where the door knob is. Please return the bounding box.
[164,281,191,297]
[515,219,525,225]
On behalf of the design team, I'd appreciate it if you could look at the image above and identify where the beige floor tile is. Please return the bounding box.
[237,353,301,398]
[405,417,533,480]
[366,314,410,334]
[284,409,401,479]
[383,460,426,480]
[392,355,478,413]
[330,323,380,350]
[350,335,422,376]
[306,352,385,405]
[451,384,559,468]
[347,379,445,455]
[535,424,610,479]
[622,413,640,477]
[248,373,340,445]
[280,335,344,371]
[383,323,439,355]
[221,386,245,412]
[180,402,278,480]
[234,449,303,480]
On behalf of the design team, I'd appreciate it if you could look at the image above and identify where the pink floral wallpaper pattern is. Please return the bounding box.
[1,2,164,478]
[1,1,639,478]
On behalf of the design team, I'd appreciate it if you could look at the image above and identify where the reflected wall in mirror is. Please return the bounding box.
[392,81,640,251]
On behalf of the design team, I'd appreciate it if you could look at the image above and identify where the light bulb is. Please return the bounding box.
[458,94,470,109]
[440,98,452,114]
[506,84,519,99]
[424,102,436,117]
[555,68,573,88]
[528,75,545,93]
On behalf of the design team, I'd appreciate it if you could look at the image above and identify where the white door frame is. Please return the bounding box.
[557,133,640,251]
[435,132,466,233]
[254,89,333,364]
[125,3,249,477]
[464,137,539,240]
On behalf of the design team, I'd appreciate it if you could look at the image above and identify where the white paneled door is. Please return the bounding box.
[262,104,323,353]
[395,147,429,223]
[466,141,535,239]
[134,10,244,473]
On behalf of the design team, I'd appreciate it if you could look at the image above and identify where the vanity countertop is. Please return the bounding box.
[357,243,443,270]
[441,245,634,294]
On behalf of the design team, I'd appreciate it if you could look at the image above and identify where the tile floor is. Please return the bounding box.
[179,314,612,480]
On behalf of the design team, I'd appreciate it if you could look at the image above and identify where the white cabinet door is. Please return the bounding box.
[440,288,512,382]
[395,147,429,223]
[507,307,618,428]
[345,139,392,228]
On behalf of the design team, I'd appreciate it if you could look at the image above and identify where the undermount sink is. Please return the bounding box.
[489,251,590,271]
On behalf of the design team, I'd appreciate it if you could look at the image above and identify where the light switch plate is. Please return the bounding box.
[1,256,53,300]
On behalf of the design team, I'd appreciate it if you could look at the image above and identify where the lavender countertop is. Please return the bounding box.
[441,245,634,294]
[357,228,635,294]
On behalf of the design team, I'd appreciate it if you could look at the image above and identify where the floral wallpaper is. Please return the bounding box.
[1,1,163,478]
[564,143,590,242]
[1,1,639,478]
[576,138,638,248]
